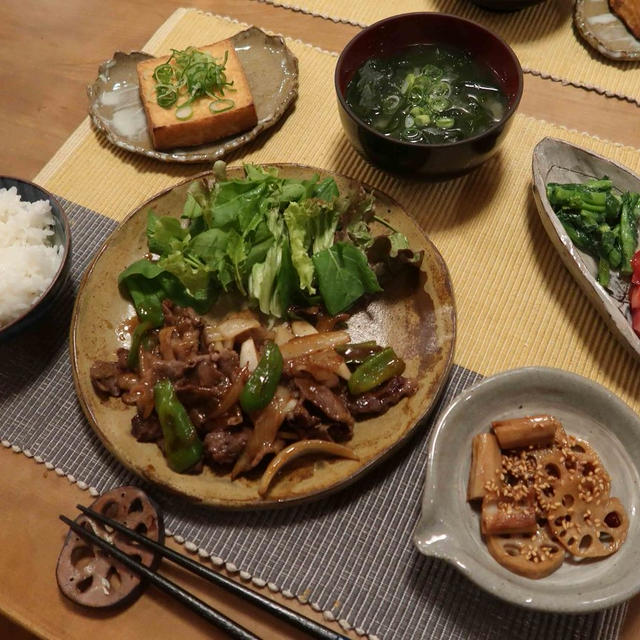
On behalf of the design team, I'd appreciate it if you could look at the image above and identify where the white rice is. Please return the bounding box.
[0,187,63,327]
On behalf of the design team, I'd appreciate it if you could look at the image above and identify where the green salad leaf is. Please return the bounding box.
[313,243,382,315]
[119,164,420,321]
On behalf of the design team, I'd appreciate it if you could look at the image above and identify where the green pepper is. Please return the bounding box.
[348,347,405,395]
[240,341,283,413]
[127,320,152,370]
[122,274,166,370]
[153,379,203,473]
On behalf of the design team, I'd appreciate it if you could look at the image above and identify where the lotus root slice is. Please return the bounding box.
[56,486,164,608]
[547,472,628,558]
[486,526,565,579]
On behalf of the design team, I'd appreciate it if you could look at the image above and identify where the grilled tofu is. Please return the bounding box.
[610,0,640,39]
[137,40,258,150]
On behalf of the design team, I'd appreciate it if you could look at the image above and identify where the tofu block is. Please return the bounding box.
[136,40,258,150]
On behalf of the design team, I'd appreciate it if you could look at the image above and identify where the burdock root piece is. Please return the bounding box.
[56,486,164,608]
[486,526,565,579]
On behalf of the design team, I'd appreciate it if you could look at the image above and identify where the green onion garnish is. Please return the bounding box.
[209,98,235,114]
[152,46,234,120]
[175,105,194,120]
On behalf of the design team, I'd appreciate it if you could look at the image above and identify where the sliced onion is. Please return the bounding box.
[278,331,349,361]
[273,323,294,346]
[259,440,359,497]
[291,320,318,337]
[210,367,249,419]
[204,311,260,343]
[239,338,258,372]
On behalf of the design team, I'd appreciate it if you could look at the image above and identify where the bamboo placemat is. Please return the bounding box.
[253,0,640,103]
[38,7,640,414]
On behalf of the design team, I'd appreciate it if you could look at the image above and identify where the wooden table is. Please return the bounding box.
[2,1,640,638]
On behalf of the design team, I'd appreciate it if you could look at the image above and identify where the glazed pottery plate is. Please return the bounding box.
[532,137,640,361]
[70,164,456,509]
[575,0,640,61]
[413,367,640,612]
[87,27,298,163]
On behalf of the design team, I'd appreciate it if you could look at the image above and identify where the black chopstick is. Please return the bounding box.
[73,505,348,640]
[60,515,258,640]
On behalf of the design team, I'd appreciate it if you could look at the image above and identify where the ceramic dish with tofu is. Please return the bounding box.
[87,27,298,162]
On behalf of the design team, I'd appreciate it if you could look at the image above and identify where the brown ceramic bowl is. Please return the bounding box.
[70,164,456,509]
[335,13,523,178]
[0,177,71,341]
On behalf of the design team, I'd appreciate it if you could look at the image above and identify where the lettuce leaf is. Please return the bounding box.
[312,243,381,315]
[147,211,188,257]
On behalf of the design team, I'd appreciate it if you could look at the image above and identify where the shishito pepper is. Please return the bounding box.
[153,379,203,473]
[240,341,283,413]
[348,347,405,395]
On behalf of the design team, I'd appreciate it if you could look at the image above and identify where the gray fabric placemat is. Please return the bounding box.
[0,198,628,640]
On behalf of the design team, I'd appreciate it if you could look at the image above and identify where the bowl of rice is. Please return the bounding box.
[0,177,71,339]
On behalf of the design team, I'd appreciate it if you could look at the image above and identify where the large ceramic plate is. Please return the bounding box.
[532,137,640,362]
[575,0,640,61]
[70,165,456,509]
[414,367,640,612]
[87,27,298,163]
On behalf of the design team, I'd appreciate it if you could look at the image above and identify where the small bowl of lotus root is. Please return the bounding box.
[413,367,640,612]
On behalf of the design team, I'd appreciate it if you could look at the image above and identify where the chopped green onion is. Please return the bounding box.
[151,46,234,120]
[209,98,235,114]
[155,84,178,108]
[421,64,443,80]
[428,97,449,113]
[435,116,455,129]
[430,81,451,98]
[153,63,174,85]
[415,114,431,127]
[175,105,193,120]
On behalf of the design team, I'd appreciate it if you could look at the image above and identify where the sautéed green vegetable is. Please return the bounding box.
[345,44,507,144]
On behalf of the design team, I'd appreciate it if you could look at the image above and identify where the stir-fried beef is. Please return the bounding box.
[294,378,354,426]
[214,348,240,378]
[202,406,244,434]
[204,427,251,466]
[90,361,123,397]
[162,300,201,328]
[91,299,417,479]
[345,376,417,416]
[131,413,162,442]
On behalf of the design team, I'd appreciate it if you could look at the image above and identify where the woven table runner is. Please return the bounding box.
[254,0,640,103]
[4,8,640,639]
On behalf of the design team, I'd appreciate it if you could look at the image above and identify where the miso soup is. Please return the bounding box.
[345,44,508,145]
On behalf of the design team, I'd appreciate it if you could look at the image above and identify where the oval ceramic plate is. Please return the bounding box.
[87,27,298,163]
[70,164,456,509]
[532,137,640,361]
[575,0,640,61]
[413,367,640,612]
